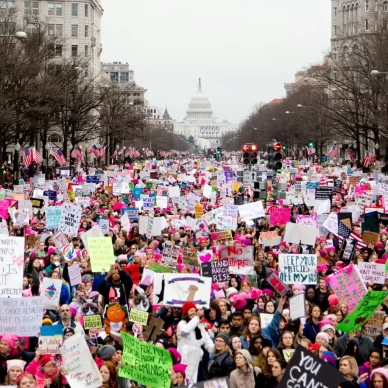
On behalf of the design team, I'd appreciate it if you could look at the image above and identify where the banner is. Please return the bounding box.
[337,291,388,332]
[0,236,24,297]
[278,346,343,388]
[61,333,102,388]
[278,254,317,285]
[119,332,172,388]
[283,223,319,246]
[219,245,254,275]
[358,262,385,284]
[326,264,367,312]
[201,260,230,283]
[88,237,115,273]
[0,296,43,336]
[58,204,82,236]
[46,207,63,230]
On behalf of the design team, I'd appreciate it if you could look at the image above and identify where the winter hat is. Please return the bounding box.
[182,301,197,317]
[376,242,384,249]
[309,343,320,351]
[317,264,328,272]
[279,241,288,248]
[168,348,181,364]
[63,327,75,336]
[316,332,330,344]
[235,349,252,364]
[216,332,231,346]
[326,246,336,254]
[225,287,238,303]
[321,324,335,333]
[321,351,336,367]
[328,294,339,306]
[262,288,274,298]
[0,335,15,349]
[371,368,388,382]
[6,359,26,372]
[173,364,187,377]
[97,345,116,361]
[47,247,57,256]
[318,250,327,258]
[42,316,53,326]
[233,299,247,311]
[40,355,55,366]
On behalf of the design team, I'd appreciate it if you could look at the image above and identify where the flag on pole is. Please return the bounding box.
[22,147,34,168]
[98,145,106,158]
[50,148,67,166]
[32,147,43,164]
[328,144,338,158]
[71,146,84,161]
[363,151,376,167]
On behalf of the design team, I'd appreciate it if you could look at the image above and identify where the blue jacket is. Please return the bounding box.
[303,321,320,343]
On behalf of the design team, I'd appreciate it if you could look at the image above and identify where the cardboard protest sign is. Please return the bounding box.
[146,212,154,239]
[121,207,139,220]
[83,315,103,330]
[295,214,318,228]
[218,245,254,275]
[362,231,380,246]
[119,332,172,388]
[259,231,282,247]
[201,260,230,283]
[39,336,63,355]
[182,247,198,266]
[238,202,265,219]
[283,223,319,246]
[52,231,68,251]
[266,272,290,296]
[337,291,388,332]
[269,208,291,226]
[210,230,233,245]
[88,237,115,273]
[162,242,181,268]
[358,262,385,284]
[61,333,102,388]
[0,236,24,297]
[278,346,343,388]
[46,207,63,230]
[58,204,82,236]
[80,226,104,250]
[98,218,110,235]
[0,296,43,336]
[365,311,386,340]
[148,262,172,273]
[129,308,148,326]
[68,263,82,286]
[194,203,204,219]
[260,313,273,329]
[289,293,306,320]
[326,264,367,312]
[278,254,317,285]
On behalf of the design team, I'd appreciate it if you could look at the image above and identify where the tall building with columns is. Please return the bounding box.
[173,79,237,149]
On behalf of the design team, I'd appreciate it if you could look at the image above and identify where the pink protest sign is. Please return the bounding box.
[0,200,9,219]
[326,264,367,312]
[269,208,291,226]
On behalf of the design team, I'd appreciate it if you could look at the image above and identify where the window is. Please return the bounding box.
[25,23,37,35]
[49,134,62,143]
[71,3,78,16]
[84,45,88,57]
[71,24,78,37]
[384,19,388,29]
[365,19,369,30]
[55,3,63,16]
[334,7,337,17]
[110,72,118,82]
[85,25,88,37]
[333,25,337,35]
[55,45,62,57]
[120,72,129,82]
[365,0,369,10]
[85,4,88,17]
[48,24,63,36]
[71,45,78,57]
[1,0,16,16]
[24,1,39,15]
[0,22,15,36]
[384,1,388,11]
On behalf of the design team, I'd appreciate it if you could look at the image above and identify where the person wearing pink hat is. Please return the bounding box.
[171,364,187,386]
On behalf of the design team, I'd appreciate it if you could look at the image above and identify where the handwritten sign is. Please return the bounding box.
[182,247,198,266]
[219,245,254,275]
[0,296,43,336]
[119,332,172,388]
[148,262,172,273]
[46,207,63,230]
[83,315,103,330]
[278,254,317,285]
[269,208,291,226]
[201,260,230,283]
[88,237,115,273]
[238,202,265,220]
[68,263,82,286]
[194,204,204,219]
[260,231,282,247]
[61,333,102,388]
[365,311,386,340]
[39,336,63,355]
[58,204,82,236]
[129,308,148,326]
[358,262,385,284]
[162,242,180,268]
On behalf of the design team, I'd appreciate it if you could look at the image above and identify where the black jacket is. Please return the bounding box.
[98,270,133,306]
[208,351,235,379]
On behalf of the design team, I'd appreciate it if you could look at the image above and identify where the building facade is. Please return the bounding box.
[173,79,237,149]
[145,105,173,128]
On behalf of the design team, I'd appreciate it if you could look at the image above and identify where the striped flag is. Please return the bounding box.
[346,149,356,161]
[338,231,367,249]
[328,144,338,158]
[33,148,43,164]
[307,147,313,157]
[50,148,67,166]
[98,145,106,158]
[363,151,376,167]
[71,146,84,161]
[22,147,34,168]
[89,145,100,158]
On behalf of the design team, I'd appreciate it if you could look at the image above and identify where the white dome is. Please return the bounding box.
[185,78,214,121]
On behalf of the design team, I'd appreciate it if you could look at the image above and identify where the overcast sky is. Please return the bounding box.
[101,1,331,125]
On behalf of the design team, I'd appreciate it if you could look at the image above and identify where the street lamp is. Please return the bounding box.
[14,143,21,183]
[45,143,50,177]
[371,70,388,75]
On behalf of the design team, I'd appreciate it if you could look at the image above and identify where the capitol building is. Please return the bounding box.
[173,79,237,149]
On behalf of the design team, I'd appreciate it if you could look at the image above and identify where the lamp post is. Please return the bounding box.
[13,142,21,184]
[45,143,50,178]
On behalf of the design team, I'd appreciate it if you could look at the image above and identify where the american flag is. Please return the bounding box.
[363,151,376,167]
[307,146,313,157]
[338,221,352,238]
[22,147,34,168]
[328,144,338,158]
[50,148,67,166]
[338,231,367,249]
[71,146,84,161]
[89,145,100,158]
[32,148,43,164]
[98,145,106,158]
[112,149,118,158]
[346,149,356,161]
[319,176,328,186]
[118,147,125,156]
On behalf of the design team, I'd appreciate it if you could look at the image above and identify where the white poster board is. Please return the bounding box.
[58,204,82,236]
[42,278,63,310]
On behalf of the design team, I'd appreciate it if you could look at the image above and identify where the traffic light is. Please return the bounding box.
[308,140,314,147]
[242,144,259,169]
[267,141,283,170]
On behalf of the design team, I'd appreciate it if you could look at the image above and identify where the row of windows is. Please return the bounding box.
[24,2,89,17]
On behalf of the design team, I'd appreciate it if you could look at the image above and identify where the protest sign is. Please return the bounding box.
[52,231,68,251]
[269,208,291,226]
[315,186,333,200]
[358,262,385,284]
[260,231,282,247]
[88,237,115,273]
[210,230,233,245]
[278,346,343,388]
[0,296,43,336]
[121,207,139,220]
[266,272,290,296]
[42,278,62,309]
[46,207,62,230]
[182,247,198,266]
[38,336,63,355]
[295,214,318,228]
[162,242,180,268]
[238,202,265,219]
[68,263,82,286]
[337,291,388,332]
[322,212,339,236]
[129,308,148,326]
[289,293,307,320]
[61,333,102,388]
[156,196,168,209]
[40,325,63,337]
[0,200,8,219]
[219,245,254,275]
[0,221,8,236]
[83,315,103,330]
[98,218,110,235]
[182,378,230,388]
[362,231,380,246]
[146,212,154,239]
[326,264,367,312]
[201,260,230,282]
[119,332,172,388]
[143,195,154,211]
[139,216,165,237]
[58,204,82,236]
[365,311,386,340]
[282,349,296,363]
[0,236,24,297]
[148,262,172,273]
[283,223,319,246]
[194,203,204,219]
[260,313,273,329]
[80,226,104,250]
[278,254,317,285]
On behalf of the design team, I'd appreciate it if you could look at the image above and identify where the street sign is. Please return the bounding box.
[243,170,257,187]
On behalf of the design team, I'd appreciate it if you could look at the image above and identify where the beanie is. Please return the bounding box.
[182,301,197,317]
[40,355,55,366]
[321,324,335,333]
[316,332,330,344]
[168,348,181,364]
[63,327,75,336]
[235,349,252,364]
[97,345,116,361]
[328,294,339,306]
[371,368,388,382]
[216,332,231,346]
[321,351,336,367]
[325,246,336,253]
[0,335,15,349]
[173,364,187,377]
[6,359,26,372]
